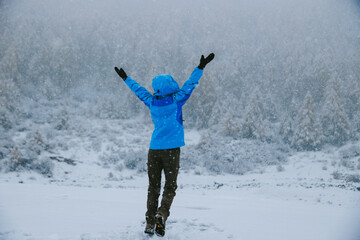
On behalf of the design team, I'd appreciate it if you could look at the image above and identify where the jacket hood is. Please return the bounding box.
[152,74,179,96]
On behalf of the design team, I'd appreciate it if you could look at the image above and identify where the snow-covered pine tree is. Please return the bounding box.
[0,47,22,87]
[320,86,350,146]
[0,110,12,130]
[9,146,24,171]
[344,76,360,133]
[0,78,21,130]
[182,70,217,129]
[279,114,294,144]
[207,98,224,128]
[0,78,20,113]
[27,131,48,156]
[263,92,278,123]
[291,92,323,151]
[194,74,217,129]
[242,88,265,140]
[221,110,241,137]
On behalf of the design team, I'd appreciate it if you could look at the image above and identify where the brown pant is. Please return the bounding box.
[146,148,180,224]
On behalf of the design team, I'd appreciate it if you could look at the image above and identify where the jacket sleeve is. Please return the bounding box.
[124,77,152,108]
[174,67,203,106]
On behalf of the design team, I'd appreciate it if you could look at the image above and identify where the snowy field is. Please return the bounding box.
[1,147,360,240]
[1,103,360,240]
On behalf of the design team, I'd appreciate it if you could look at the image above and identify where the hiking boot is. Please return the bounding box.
[155,213,165,237]
[144,223,155,235]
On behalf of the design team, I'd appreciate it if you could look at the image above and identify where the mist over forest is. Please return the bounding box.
[1,0,360,174]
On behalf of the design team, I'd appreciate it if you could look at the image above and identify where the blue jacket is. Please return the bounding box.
[124,67,203,149]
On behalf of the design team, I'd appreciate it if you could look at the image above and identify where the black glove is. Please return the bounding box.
[114,67,127,81]
[198,53,215,69]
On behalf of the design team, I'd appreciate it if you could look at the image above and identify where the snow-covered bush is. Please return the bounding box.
[181,132,288,175]
[339,159,356,170]
[6,145,54,176]
[277,164,285,172]
[339,145,360,159]
[100,151,124,167]
[5,150,54,176]
[54,108,71,131]
[90,136,102,152]
[100,148,147,172]
[31,158,54,176]
[124,150,147,172]
[331,171,342,180]
[345,174,360,183]
[27,131,50,156]
[0,129,54,176]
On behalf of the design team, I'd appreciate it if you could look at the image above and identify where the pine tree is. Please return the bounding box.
[207,98,224,127]
[0,78,20,130]
[28,131,47,155]
[321,87,350,146]
[242,88,265,140]
[221,110,240,137]
[344,77,360,133]
[279,115,294,144]
[194,74,217,129]
[9,146,24,171]
[0,109,12,130]
[291,92,323,151]
[0,47,22,86]
[352,111,360,134]
[0,78,20,113]
[263,92,278,123]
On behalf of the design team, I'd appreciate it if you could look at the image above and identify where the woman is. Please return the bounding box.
[114,53,214,236]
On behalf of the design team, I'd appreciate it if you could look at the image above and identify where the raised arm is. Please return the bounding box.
[174,53,215,105]
[114,67,152,107]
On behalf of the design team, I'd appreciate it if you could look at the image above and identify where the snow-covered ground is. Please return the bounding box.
[1,104,360,240]
[1,146,360,240]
